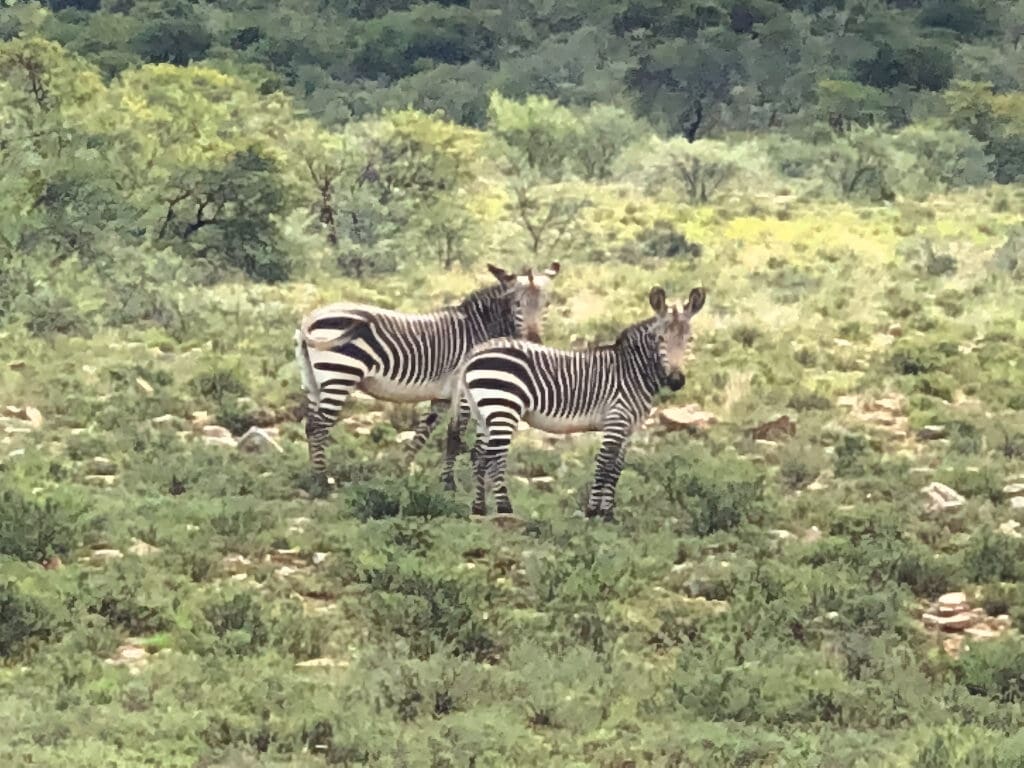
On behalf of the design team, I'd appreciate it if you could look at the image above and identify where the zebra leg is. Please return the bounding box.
[305,407,332,484]
[598,439,631,522]
[484,416,519,515]
[405,400,447,459]
[586,431,627,519]
[470,430,490,516]
[306,366,364,485]
[441,396,472,492]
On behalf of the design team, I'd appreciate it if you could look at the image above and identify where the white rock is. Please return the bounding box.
[87,456,118,476]
[201,425,233,439]
[1003,483,1024,499]
[921,482,966,513]
[90,548,124,563]
[659,405,717,432]
[128,539,159,557]
[999,520,1022,538]
[135,377,154,396]
[1011,496,1024,512]
[237,426,283,454]
[395,430,417,444]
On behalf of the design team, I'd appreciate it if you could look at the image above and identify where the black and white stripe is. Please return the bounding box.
[448,286,706,520]
[295,263,560,483]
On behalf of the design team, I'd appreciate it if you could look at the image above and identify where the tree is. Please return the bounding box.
[615,136,757,204]
[156,146,298,282]
[627,27,743,141]
[816,79,894,134]
[487,92,580,177]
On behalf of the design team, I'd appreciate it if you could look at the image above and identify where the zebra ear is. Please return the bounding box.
[649,286,667,315]
[684,287,707,316]
[544,262,560,278]
[487,263,516,286]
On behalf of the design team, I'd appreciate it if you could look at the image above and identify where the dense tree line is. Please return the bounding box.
[1,0,1022,137]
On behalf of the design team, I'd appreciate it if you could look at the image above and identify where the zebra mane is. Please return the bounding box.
[454,282,510,312]
[610,317,658,349]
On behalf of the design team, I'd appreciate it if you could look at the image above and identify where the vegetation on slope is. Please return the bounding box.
[2,1,1024,765]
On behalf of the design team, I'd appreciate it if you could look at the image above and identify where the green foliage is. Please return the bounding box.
[636,440,767,535]
[2,5,1024,764]
[0,484,85,563]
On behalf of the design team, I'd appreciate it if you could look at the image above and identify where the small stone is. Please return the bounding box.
[288,516,312,533]
[355,426,372,436]
[312,552,330,566]
[221,554,251,572]
[128,539,159,557]
[530,475,556,491]
[836,395,858,408]
[801,526,823,543]
[191,410,212,426]
[769,529,795,541]
[152,414,179,426]
[999,520,1022,538]
[922,611,978,631]
[659,405,717,433]
[887,324,903,338]
[1003,483,1024,499]
[108,644,147,664]
[921,482,966,513]
[135,377,154,396]
[84,475,118,486]
[917,425,947,440]
[90,548,124,563]
[203,435,237,449]
[750,415,796,441]
[806,479,828,491]
[202,425,232,439]
[936,592,968,615]
[236,426,283,454]
[395,430,416,444]
[943,635,965,658]
[23,406,43,429]
[87,456,118,476]
[295,657,348,668]
[1011,497,1024,512]
[8,360,25,370]
[965,625,1003,640]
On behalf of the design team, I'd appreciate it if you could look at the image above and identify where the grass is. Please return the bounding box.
[3,189,1024,766]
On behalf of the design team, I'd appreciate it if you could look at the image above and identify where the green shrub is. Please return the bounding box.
[637,441,767,536]
[0,485,86,563]
[0,570,72,659]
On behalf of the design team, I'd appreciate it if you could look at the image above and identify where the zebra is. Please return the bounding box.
[294,262,561,485]
[447,285,706,520]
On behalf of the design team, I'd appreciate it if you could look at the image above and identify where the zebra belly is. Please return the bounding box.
[524,411,602,434]
[358,374,452,403]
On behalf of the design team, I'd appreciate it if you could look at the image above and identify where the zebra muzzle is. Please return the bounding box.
[665,371,686,391]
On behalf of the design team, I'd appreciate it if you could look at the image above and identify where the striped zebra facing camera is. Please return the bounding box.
[448,285,707,522]
[294,262,560,488]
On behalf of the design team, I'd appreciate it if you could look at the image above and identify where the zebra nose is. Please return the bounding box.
[666,371,686,391]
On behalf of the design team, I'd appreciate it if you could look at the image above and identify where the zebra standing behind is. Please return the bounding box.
[294,262,560,485]
[448,285,706,520]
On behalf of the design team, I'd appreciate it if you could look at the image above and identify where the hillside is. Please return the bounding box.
[3,1,1024,765]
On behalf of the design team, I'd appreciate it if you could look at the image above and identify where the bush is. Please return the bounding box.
[0,485,86,563]
[638,440,767,536]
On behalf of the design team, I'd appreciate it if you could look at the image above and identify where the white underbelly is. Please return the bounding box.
[525,411,602,434]
[359,375,451,403]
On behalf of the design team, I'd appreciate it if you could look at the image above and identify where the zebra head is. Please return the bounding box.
[648,285,707,392]
[486,261,561,343]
